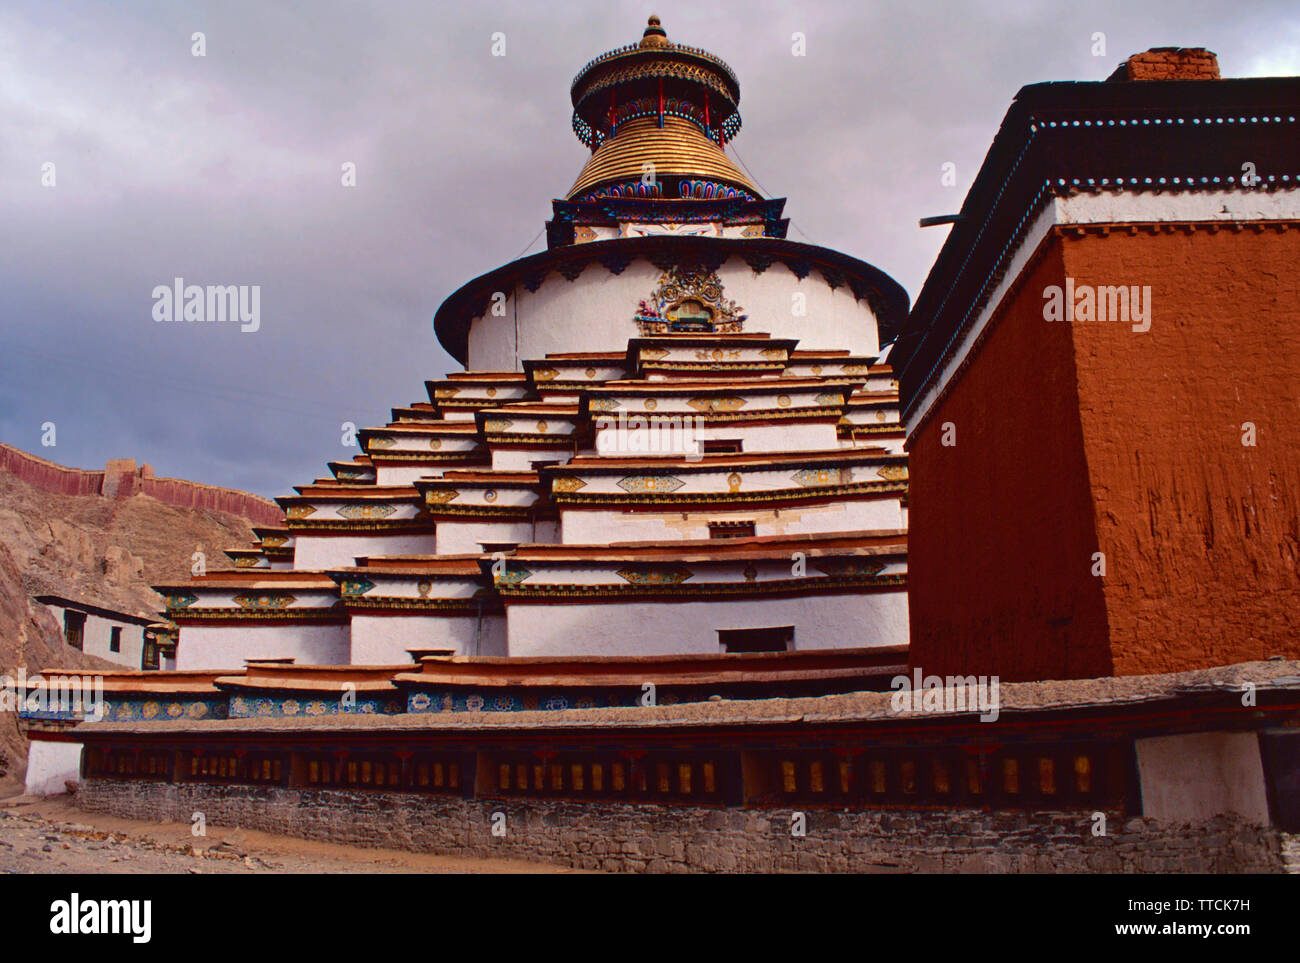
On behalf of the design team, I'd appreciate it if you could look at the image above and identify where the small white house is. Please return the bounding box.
[34,595,163,670]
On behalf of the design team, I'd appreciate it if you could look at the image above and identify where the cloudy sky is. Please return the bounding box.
[2,0,1296,497]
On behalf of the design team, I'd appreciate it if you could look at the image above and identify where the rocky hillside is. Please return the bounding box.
[0,447,276,794]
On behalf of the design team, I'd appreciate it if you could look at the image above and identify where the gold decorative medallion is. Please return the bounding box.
[686,395,746,413]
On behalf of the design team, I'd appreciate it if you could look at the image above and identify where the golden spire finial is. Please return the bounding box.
[640,14,668,47]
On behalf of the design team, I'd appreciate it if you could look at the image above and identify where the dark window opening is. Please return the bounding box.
[718,626,793,653]
[708,520,756,539]
[142,638,160,671]
[109,626,121,653]
[63,611,86,651]
[702,439,743,455]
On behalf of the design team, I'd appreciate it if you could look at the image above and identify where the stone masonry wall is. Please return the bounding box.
[76,778,1286,873]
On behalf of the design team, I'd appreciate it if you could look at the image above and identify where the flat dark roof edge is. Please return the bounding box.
[33,595,157,626]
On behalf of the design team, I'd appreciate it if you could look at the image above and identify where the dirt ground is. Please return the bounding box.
[0,794,576,874]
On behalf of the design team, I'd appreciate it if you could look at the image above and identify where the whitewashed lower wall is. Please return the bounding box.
[1135,732,1271,824]
[24,738,83,796]
[560,498,905,544]
[349,612,507,663]
[435,520,536,555]
[176,623,351,670]
[293,533,439,569]
[505,591,908,657]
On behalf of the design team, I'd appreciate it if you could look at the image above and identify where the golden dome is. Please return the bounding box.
[640,15,669,48]
[567,116,760,200]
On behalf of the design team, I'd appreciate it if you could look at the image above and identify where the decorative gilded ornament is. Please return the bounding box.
[617,474,685,494]
[791,466,854,487]
[633,264,747,335]
[727,472,742,492]
[495,565,533,586]
[425,489,461,505]
[615,564,693,585]
[285,504,317,520]
[417,581,432,598]
[686,395,746,413]
[533,367,560,382]
[814,559,887,577]
[483,489,498,502]
[551,476,588,493]
[777,395,792,408]
[876,464,908,481]
[232,593,297,610]
[644,398,658,411]
[338,503,396,520]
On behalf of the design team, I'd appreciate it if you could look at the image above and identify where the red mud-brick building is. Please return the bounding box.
[894,48,1300,682]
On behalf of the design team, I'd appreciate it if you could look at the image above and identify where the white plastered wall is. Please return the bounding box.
[467,256,882,370]
[1135,732,1271,824]
[435,520,536,555]
[176,623,351,671]
[349,612,507,663]
[293,533,438,568]
[24,739,84,796]
[560,498,905,544]
[505,591,907,657]
[45,604,146,670]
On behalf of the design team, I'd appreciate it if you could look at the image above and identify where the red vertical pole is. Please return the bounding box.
[657,77,664,128]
